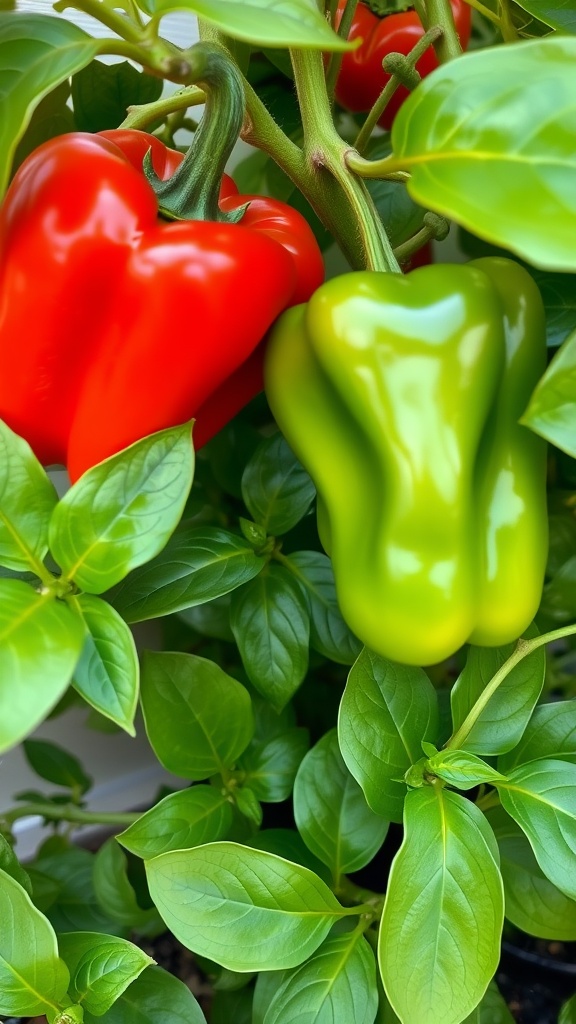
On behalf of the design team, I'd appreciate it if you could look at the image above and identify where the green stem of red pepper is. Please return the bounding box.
[290,46,400,272]
[353,23,443,154]
[143,42,246,223]
[420,0,464,60]
[325,0,360,98]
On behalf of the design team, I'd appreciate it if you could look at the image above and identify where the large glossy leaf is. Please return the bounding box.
[140,650,254,779]
[0,420,57,572]
[510,0,576,31]
[230,564,310,710]
[241,432,316,536]
[498,699,576,772]
[561,993,576,1024]
[379,789,504,1024]
[487,805,576,940]
[497,758,576,899]
[72,594,139,734]
[521,327,576,456]
[93,839,162,934]
[240,727,309,802]
[294,730,389,882]
[264,930,378,1024]
[0,868,69,1017]
[390,38,576,270]
[0,579,85,752]
[72,60,162,133]
[58,932,153,1016]
[426,749,507,791]
[288,551,362,665]
[49,424,194,594]
[338,650,439,822]
[146,843,353,971]
[135,0,350,49]
[117,786,233,859]
[107,525,265,623]
[450,631,545,755]
[247,829,332,885]
[0,13,99,199]
[531,269,576,347]
[82,965,207,1024]
[31,847,122,936]
[23,738,91,795]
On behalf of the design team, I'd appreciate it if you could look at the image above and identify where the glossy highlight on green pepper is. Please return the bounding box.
[265,259,548,665]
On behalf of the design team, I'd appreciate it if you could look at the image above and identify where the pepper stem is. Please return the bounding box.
[144,42,245,223]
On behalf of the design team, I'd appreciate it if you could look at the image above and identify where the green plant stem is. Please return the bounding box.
[96,37,193,84]
[420,0,463,61]
[120,86,205,130]
[354,25,443,154]
[464,0,501,24]
[325,0,359,98]
[290,47,400,272]
[337,875,385,917]
[499,0,520,40]
[59,0,143,42]
[446,623,576,750]
[1,803,141,828]
[346,148,408,178]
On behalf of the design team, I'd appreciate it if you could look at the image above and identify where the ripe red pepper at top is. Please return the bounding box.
[0,47,324,482]
[335,0,472,129]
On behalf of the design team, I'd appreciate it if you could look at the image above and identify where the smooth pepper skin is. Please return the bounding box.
[264,260,548,666]
[335,0,472,129]
[0,130,324,480]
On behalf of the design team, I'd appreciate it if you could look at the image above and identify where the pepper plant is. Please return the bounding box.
[0,1,576,1022]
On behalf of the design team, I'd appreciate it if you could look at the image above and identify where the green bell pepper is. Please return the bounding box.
[264,258,548,666]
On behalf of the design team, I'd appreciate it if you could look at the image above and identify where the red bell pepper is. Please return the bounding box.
[0,130,324,481]
[335,0,472,129]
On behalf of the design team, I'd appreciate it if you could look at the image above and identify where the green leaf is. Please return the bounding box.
[497,758,576,900]
[234,785,263,827]
[0,419,58,572]
[521,327,576,456]
[263,930,378,1024]
[0,579,85,752]
[391,38,576,270]
[23,738,92,795]
[135,0,351,50]
[379,789,504,1024]
[72,59,162,132]
[31,847,122,935]
[561,993,576,1024]
[509,0,576,32]
[117,786,233,859]
[140,650,254,779]
[530,269,576,348]
[462,982,515,1023]
[247,829,332,885]
[288,551,362,665]
[211,986,253,1024]
[253,970,288,1024]
[58,932,153,1016]
[450,630,545,755]
[146,842,352,971]
[0,868,69,1017]
[12,79,75,172]
[487,805,576,940]
[0,13,99,199]
[426,749,507,790]
[82,965,207,1024]
[107,525,265,623]
[49,424,194,594]
[0,832,32,894]
[539,553,576,626]
[241,433,316,536]
[240,727,309,802]
[93,839,162,933]
[230,564,310,710]
[338,649,439,823]
[294,729,389,881]
[178,594,234,642]
[72,593,139,735]
[499,699,576,772]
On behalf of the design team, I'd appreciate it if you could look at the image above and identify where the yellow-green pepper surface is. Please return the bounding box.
[264,258,548,665]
